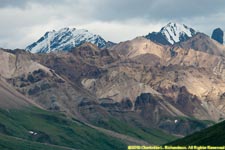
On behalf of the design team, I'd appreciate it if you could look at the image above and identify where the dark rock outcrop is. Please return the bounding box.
[134,93,158,110]
[211,28,224,44]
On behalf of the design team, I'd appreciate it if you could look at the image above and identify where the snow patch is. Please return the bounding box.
[28,130,38,135]
[174,119,178,123]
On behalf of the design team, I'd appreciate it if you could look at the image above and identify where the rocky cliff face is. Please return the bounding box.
[211,28,224,44]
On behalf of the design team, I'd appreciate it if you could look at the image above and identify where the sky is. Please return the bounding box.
[0,0,225,49]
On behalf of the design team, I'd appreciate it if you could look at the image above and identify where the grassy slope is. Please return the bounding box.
[0,133,73,150]
[0,107,126,150]
[94,117,177,145]
[167,120,225,146]
[0,106,214,149]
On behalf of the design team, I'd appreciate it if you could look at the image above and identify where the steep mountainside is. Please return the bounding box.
[168,120,225,146]
[110,37,225,118]
[145,22,196,45]
[0,48,179,146]
[0,50,130,150]
[29,42,218,137]
[26,28,107,53]
[0,79,38,109]
[175,33,225,57]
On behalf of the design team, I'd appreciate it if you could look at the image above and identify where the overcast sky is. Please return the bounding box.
[0,0,225,49]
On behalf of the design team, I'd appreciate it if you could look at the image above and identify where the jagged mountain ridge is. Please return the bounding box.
[145,22,196,45]
[25,27,107,53]
[175,32,225,57]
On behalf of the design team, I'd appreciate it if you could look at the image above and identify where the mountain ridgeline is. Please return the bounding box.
[0,22,225,149]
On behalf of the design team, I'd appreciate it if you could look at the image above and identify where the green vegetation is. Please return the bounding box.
[0,133,72,150]
[167,120,225,146]
[95,117,177,145]
[0,107,126,150]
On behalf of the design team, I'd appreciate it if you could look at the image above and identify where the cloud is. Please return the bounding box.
[83,0,225,22]
[0,0,28,8]
[0,0,64,8]
[0,0,225,49]
[77,21,164,43]
[4,0,224,21]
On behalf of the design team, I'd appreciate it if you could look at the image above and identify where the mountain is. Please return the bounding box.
[109,37,164,59]
[175,32,225,56]
[32,40,221,137]
[167,120,225,146]
[0,49,130,150]
[110,37,225,121]
[0,47,179,146]
[145,22,196,45]
[25,27,107,53]
[10,38,225,138]
[211,28,224,44]
[0,48,152,149]
[0,75,36,109]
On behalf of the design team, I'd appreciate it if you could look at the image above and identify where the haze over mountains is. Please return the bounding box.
[1,22,225,149]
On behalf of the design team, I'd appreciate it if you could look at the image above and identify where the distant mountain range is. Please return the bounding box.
[25,22,225,53]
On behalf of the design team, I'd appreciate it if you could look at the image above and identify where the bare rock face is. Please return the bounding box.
[176,33,225,57]
[211,28,224,44]
[135,93,158,110]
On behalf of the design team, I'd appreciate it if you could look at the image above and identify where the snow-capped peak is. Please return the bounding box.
[145,22,196,45]
[160,22,196,44]
[25,27,107,53]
